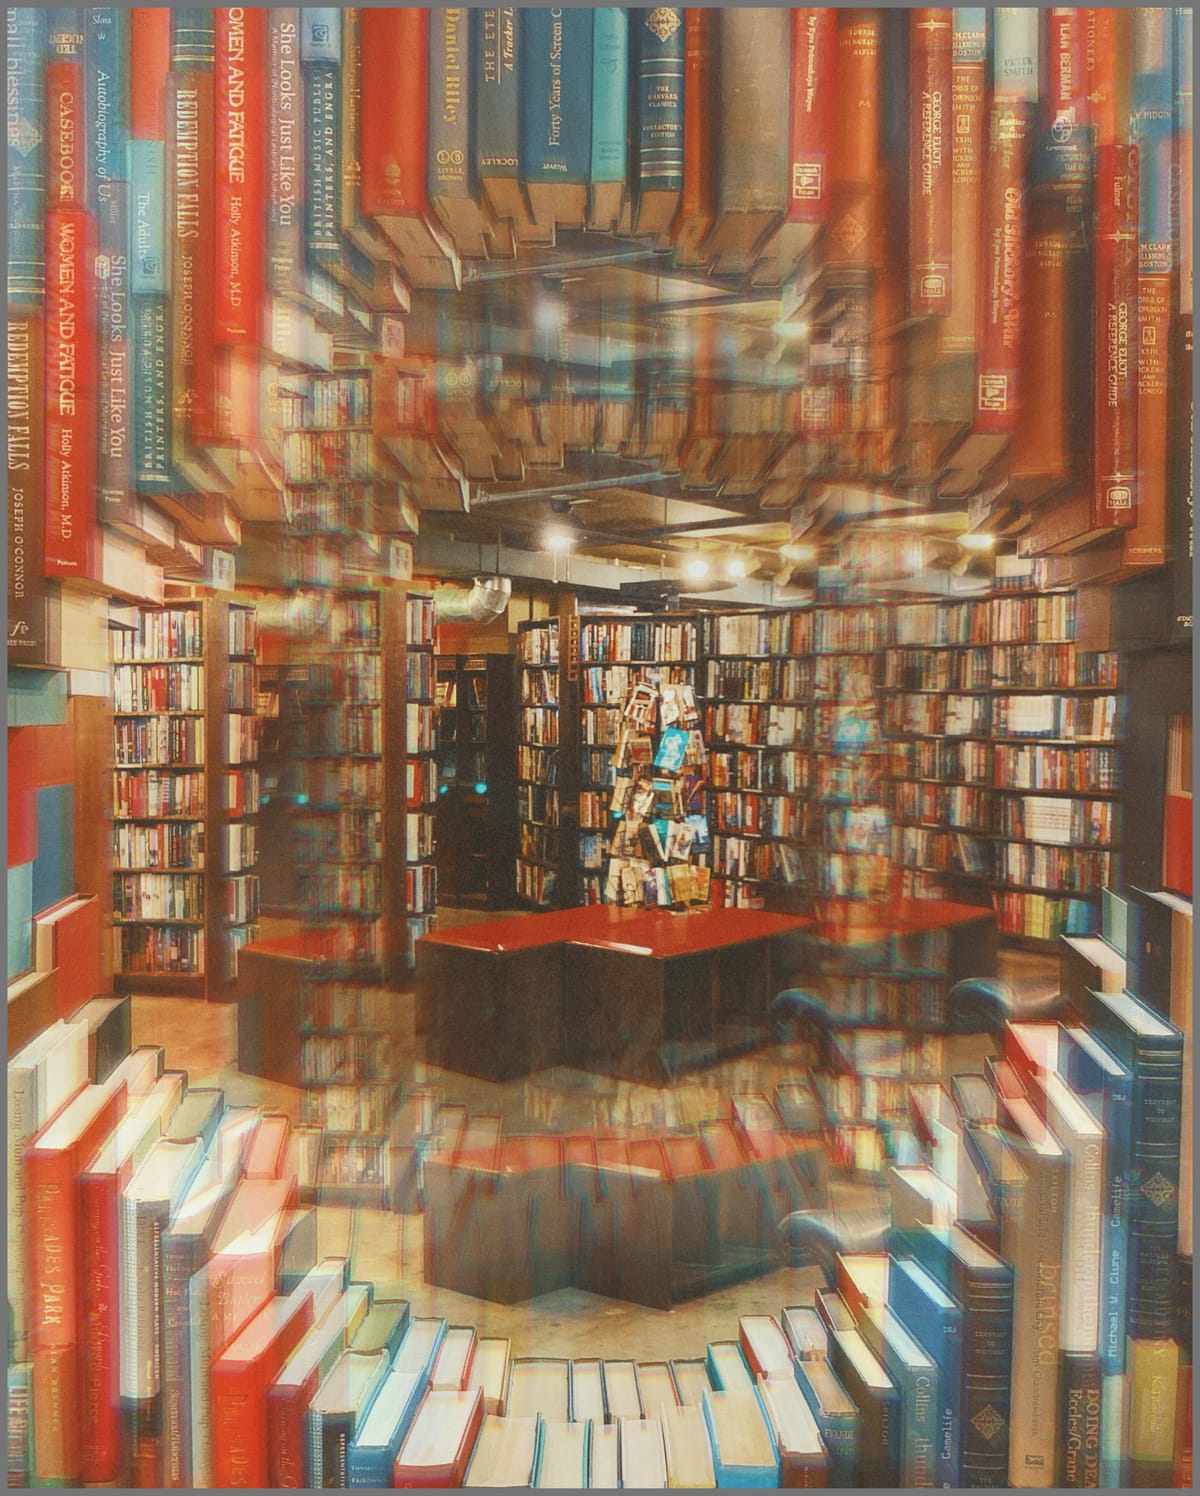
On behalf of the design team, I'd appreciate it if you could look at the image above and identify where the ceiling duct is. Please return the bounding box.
[433,574,513,624]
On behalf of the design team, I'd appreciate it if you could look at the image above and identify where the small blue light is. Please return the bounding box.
[474,781,488,796]
[296,792,309,806]
[439,784,449,795]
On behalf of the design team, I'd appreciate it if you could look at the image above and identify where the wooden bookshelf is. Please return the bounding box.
[515,617,564,908]
[109,597,260,999]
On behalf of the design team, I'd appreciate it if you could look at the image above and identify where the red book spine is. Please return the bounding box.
[29,1092,126,1485]
[267,1367,320,1489]
[44,205,98,576]
[943,11,987,355]
[973,97,1034,433]
[673,8,714,246]
[215,7,267,347]
[787,9,837,225]
[212,1308,314,1488]
[908,10,954,315]
[827,8,881,271]
[1093,143,1139,528]
[80,1167,127,1484]
[169,67,217,446]
[1082,8,1130,147]
[359,7,430,219]
[130,9,172,140]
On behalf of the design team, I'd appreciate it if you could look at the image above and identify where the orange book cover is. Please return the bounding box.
[214,8,267,349]
[908,10,954,315]
[1093,144,1139,530]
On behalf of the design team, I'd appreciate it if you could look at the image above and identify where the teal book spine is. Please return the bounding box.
[8,862,34,981]
[591,8,628,185]
[7,7,48,308]
[793,1361,860,1487]
[632,5,685,191]
[519,8,593,183]
[301,9,342,265]
[31,785,75,913]
[85,6,129,207]
[169,6,215,70]
[1129,8,1175,276]
[474,8,520,179]
[128,139,167,295]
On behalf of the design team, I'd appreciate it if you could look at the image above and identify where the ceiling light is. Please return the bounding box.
[724,555,749,581]
[959,531,996,552]
[779,541,817,565]
[683,555,711,582]
[544,524,573,553]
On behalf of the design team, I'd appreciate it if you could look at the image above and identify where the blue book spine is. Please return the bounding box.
[518,8,593,183]
[6,7,47,308]
[301,9,342,264]
[792,1359,861,1487]
[891,1263,963,1489]
[85,7,129,203]
[1086,997,1184,1342]
[1129,8,1176,276]
[590,8,627,185]
[632,5,684,192]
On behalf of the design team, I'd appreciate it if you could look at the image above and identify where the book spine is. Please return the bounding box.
[633,6,684,193]
[80,1171,123,1484]
[518,7,593,187]
[131,290,172,492]
[267,8,304,297]
[5,1069,37,1365]
[187,1268,214,1489]
[787,9,837,225]
[590,7,628,188]
[8,1361,33,1490]
[301,8,342,266]
[908,10,954,315]
[897,1358,940,1488]
[1127,1038,1184,1338]
[943,8,987,355]
[214,6,266,345]
[1092,143,1139,529]
[960,1270,1015,1486]
[89,7,133,528]
[7,314,50,662]
[212,1360,267,1488]
[1168,310,1193,639]
[1007,1150,1065,1488]
[7,7,48,309]
[359,6,428,217]
[973,8,1037,433]
[44,204,98,576]
[267,1374,315,1488]
[1039,8,1090,188]
[167,62,215,455]
[161,1239,203,1488]
[1127,1334,1180,1485]
[1059,1350,1103,1486]
[474,8,520,185]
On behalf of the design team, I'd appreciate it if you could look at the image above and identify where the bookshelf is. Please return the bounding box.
[702,609,813,910]
[403,592,438,967]
[109,597,259,999]
[515,618,563,908]
[434,653,517,908]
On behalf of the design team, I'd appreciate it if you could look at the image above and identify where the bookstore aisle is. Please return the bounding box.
[6,4,1193,1491]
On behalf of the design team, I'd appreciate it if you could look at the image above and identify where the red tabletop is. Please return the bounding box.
[814,896,993,945]
[416,904,647,955]
[564,906,812,959]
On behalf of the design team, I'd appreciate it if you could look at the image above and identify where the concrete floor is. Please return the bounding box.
[130,908,1051,1361]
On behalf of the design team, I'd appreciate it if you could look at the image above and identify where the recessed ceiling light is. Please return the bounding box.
[683,555,710,581]
[544,524,573,553]
[724,555,749,580]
